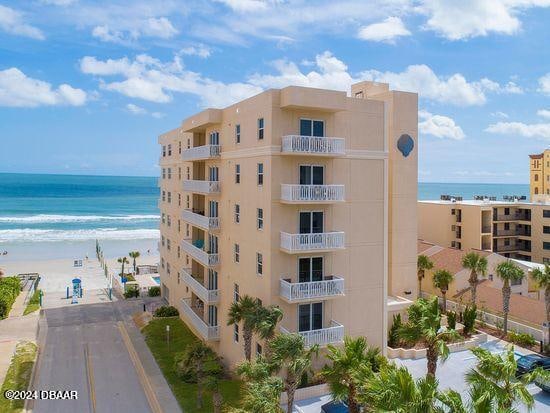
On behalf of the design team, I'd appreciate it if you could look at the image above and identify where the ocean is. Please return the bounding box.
[0,173,531,261]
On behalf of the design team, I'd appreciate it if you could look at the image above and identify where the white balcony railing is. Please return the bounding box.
[280,277,344,302]
[281,320,344,347]
[182,145,221,161]
[183,180,220,194]
[181,299,219,341]
[281,135,345,156]
[182,209,220,231]
[280,232,345,252]
[281,184,344,203]
[181,239,220,267]
[182,269,219,303]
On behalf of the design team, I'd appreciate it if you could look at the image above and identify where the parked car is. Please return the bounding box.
[321,401,348,413]
[516,354,550,376]
[535,375,550,393]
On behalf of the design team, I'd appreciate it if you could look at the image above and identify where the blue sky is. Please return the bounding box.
[0,0,549,183]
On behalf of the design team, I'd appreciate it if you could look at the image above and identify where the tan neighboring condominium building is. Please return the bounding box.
[157,81,417,368]
[418,196,550,265]
[529,149,550,200]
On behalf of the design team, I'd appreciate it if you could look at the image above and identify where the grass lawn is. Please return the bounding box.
[0,341,37,413]
[23,290,41,316]
[143,317,242,412]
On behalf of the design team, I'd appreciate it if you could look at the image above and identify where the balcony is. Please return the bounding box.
[181,239,220,267]
[181,299,219,341]
[281,184,345,204]
[493,213,531,222]
[183,180,220,194]
[279,276,344,302]
[182,209,220,231]
[481,226,492,234]
[182,145,221,161]
[281,320,344,347]
[281,135,345,156]
[182,269,219,304]
[280,232,345,253]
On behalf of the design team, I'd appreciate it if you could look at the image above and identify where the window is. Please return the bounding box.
[161,236,165,247]
[511,278,522,286]
[161,257,165,268]
[178,194,181,206]
[257,208,263,230]
[166,262,171,275]
[162,145,166,157]
[257,118,264,140]
[162,168,166,179]
[256,253,263,275]
[544,226,550,234]
[298,302,323,332]
[167,168,172,179]
[167,215,171,227]
[536,187,539,195]
[544,242,550,250]
[162,191,166,202]
[186,167,190,180]
[186,195,190,209]
[300,165,324,185]
[235,164,241,184]
[167,144,172,156]
[234,283,240,302]
[177,246,180,258]
[236,124,241,144]
[178,167,182,180]
[535,174,539,182]
[257,163,264,185]
[504,208,510,215]
[300,119,324,137]
[167,239,171,250]
[544,210,550,218]
[234,324,239,343]
[178,220,181,232]
[235,204,240,223]
[299,257,323,282]
[178,141,182,154]
[161,213,165,224]
[167,192,171,203]
[256,343,262,357]
[234,244,240,263]
[177,272,180,284]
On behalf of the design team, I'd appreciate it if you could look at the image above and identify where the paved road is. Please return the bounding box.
[32,298,174,413]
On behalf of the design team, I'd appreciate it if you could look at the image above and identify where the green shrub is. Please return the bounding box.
[148,286,161,297]
[0,277,21,319]
[447,311,457,330]
[463,305,477,336]
[154,305,179,317]
[123,287,140,299]
[508,331,537,347]
[388,314,402,348]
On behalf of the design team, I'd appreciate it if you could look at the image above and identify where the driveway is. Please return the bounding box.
[32,297,180,413]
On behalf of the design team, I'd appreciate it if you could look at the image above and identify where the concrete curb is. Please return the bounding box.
[24,312,47,412]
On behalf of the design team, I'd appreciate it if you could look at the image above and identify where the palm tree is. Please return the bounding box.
[175,340,220,410]
[495,260,524,335]
[235,358,283,413]
[128,251,140,273]
[417,255,434,298]
[227,295,261,361]
[322,336,383,413]
[462,252,488,305]
[255,305,283,357]
[432,269,454,313]
[361,363,464,413]
[204,371,224,413]
[269,333,319,413]
[530,264,550,327]
[399,297,459,378]
[117,256,129,278]
[466,346,543,411]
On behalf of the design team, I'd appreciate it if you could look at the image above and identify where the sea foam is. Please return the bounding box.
[0,214,159,224]
[0,228,160,243]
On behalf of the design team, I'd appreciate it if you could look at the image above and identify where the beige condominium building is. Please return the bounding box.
[157,81,418,368]
[529,149,550,200]
[418,197,550,265]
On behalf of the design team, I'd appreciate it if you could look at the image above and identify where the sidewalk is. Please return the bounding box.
[9,281,34,318]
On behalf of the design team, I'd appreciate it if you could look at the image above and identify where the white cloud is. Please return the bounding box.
[142,17,178,39]
[126,103,165,118]
[357,16,411,43]
[92,25,126,43]
[179,45,212,58]
[492,111,509,119]
[0,5,44,40]
[0,68,86,107]
[81,51,526,109]
[126,103,147,114]
[361,64,520,106]
[417,0,550,40]
[485,121,550,139]
[39,0,77,5]
[418,110,465,140]
[539,73,550,95]
[538,109,550,119]
[214,0,274,12]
